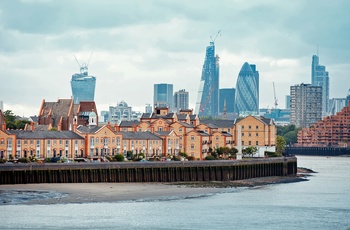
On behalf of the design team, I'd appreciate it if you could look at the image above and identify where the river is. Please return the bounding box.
[0,155,349,230]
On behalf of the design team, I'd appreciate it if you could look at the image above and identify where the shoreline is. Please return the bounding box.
[0,169,313,205]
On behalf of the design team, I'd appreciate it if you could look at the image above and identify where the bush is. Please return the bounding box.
[114,154,124,162]
[18,158,31,163]
[106,156,115,162]
[205,156,215,160]
[265,151,278,157]
[187,156,196,161]
[179,152,188,158]
[44,158,52,163]
[0,158,7,164]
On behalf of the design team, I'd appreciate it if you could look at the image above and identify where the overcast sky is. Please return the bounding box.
[1,0,349,117]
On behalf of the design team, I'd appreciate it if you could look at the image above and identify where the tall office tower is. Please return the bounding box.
[154,84,174,111]
[312,54,329,117]
[285,95,291,109]
[219,88,235,113]
[71,64,96,104]
[145,104,152,113]
[329,98,347,115]
[290,83,322,128]
[195,41,220,117]
[234,62,259,116]
[174,89,189,112]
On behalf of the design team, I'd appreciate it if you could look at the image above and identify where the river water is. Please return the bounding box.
[0,156,349,230]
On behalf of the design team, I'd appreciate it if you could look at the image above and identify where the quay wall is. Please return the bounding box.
[0,157,297,185]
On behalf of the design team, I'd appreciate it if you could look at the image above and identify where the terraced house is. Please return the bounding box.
[0,103,276,160]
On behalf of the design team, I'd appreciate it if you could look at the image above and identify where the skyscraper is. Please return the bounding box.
[234,62,259,116]
[195,41,220,117]
[311,54,329,116]
[290,83,322,128]
[154,83,174,111]
[219,88,235,113]
[174,89,189,113]
[285,95,291,109]
[71,64,96,104]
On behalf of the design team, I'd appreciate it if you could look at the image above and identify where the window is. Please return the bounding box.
[228,128,231,132]
[36,140,40,148]
[242,141,244,145]
[248,133,251,137]
[54,140,57,145]
[0,139,4,145]
[96,138,99,144]
[65,140,69,148]
[191,144,194,149]
[256,126,259,129]
[158,127,163,131]
[248,141,251,145]
[96,148,98,156]
[242,133,244,136]
[241,126,244,129]
[256,133,259,137]
[47,140,51,146]
[179,128,183,132]
[59,140,62,145]
[256,141,259,145]
[248,126,251,129]
[191,136,195,141]
[24,140,28,145]
[216,136,219,141]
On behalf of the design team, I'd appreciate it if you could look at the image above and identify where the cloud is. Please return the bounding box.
[1,0,350,116]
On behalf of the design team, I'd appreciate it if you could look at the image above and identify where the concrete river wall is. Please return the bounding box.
[0,157,297,185]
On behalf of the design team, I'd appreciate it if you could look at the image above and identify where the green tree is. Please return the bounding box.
[242,146,258,157]
[276,135,286,156]
[3,110,30,130]
[114,154,124,162]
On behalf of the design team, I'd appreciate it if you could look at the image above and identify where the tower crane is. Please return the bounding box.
[210,30,221,44]
[273,82,278,110]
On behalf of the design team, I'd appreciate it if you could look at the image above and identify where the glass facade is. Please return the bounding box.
[234,62,259,116]
[174,89,189,112]
[219,88,235,113]
[154,84,174,111]
[195,42,219,117]
[71,65,96,104]
[311,55,329,116]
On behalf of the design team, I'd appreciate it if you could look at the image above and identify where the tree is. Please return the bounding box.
[242,146,258,157]
[114,154,124,162]
[276,135,286,156]
[3,110,30,130]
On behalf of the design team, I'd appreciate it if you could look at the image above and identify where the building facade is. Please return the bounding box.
[174,89,189,113]
[71,64,96,104]
[219,88,235,114]
[290,83,322,128]
[154,84,174,111]
[311,55,329,117]
[234,62,259,116]
[195,41,220,117]
[297,101,350,147]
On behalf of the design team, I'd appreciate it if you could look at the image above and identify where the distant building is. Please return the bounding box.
[311,54,329,116]
[260,108,290,126]
[195,40,220,117]
[235,62,259,116]
[174,89,189,113]
[328,98,347,115]
[297,101,350,147]
[145,104,152,113]
[71,64,96,104]
[154,84,174,111]
[0,101,3,111]
[109,101,140,124]
[219,88,235,113]
[285,95,290,109]
[290,83,322,128]
[100,110,109,123]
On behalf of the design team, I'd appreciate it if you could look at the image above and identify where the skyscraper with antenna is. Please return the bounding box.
[71,53,96,104]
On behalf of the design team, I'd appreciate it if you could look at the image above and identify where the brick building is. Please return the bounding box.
[297,101,350,147]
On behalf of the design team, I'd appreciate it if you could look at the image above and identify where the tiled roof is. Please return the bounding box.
[177,114,188,120]
[155,131,172,136]
[77,125,103,134]
[141,113,152,119]
[41,99,73,127]
[200,120,235,128]
[120,131,162,140]
[190,115,197,120]
[178,121,194,128]
[119,121,141,127]
[196,130,211,136]
[7,130,84,139]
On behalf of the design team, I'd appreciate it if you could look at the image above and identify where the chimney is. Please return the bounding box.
[58,122,62,131]
[30,122,34,131]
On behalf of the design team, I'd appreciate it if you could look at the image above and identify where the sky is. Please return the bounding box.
[0,0,350,117]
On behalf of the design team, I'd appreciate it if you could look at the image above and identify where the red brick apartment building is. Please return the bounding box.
[297,101,350,147]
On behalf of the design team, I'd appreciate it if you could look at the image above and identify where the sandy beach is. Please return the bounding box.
[0,172,310,205]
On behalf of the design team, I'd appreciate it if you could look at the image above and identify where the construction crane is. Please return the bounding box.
[210,30,221,44]
[273,82,278,110]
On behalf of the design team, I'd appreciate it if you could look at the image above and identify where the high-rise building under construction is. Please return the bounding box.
[195,40,220,117]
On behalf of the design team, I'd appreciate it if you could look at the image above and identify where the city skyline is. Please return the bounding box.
[1,1,350,117]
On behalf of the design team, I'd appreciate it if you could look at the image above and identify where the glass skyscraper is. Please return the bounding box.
[195,41,220,117]
[311,55,329,117]
[219,88,235,113]
[234,62,259,116]
[154,83,174,111]
[71,64,96,104]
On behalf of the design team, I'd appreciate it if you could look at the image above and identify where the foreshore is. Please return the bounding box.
[0,168,312,205]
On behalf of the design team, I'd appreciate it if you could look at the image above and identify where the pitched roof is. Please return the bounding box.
[177,114,188,120]
[119,120,141,127]
[196,130,211,136]
[120,131,162,140]
[40,99,73,127]
[141,113,152,119]
[178,121,194,128]
[190,115,197,120]
[200,120,235,128]
[155,131,172,136]
[7,130,84,139]
[77,125,103,134]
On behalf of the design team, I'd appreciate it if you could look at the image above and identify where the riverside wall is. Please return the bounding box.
[0,157,297,185]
